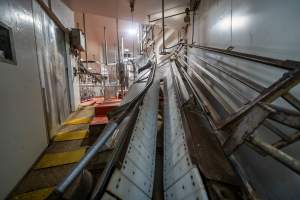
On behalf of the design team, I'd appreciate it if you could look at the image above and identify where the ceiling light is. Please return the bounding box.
[127,28,137,36]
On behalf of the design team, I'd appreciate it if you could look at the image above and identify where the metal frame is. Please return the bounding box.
[173,43,300,178]
[0,21,17,65]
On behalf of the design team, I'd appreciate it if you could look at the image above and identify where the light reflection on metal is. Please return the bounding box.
[216,16,249,31]
[173,43,300,177]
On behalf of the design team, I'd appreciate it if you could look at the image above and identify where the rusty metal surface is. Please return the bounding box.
[272,131,300,149]
[282,92,300,111]
[182,2,300,198]
[174,40,300,198]
[268,105,300,130]
[223,105,271,155]
[218,70,300,129]
[182,105,240,185]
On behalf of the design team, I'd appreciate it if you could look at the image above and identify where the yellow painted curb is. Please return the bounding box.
[12,187,54,200]
[54,130,89,142]
[63,117,92,125]
[34,148,87,169]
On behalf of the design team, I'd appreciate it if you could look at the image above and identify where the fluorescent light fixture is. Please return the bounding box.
[127,28,137,36]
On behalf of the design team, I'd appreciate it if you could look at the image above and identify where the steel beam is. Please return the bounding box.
[223,105,271,155]
[248,136,300,175]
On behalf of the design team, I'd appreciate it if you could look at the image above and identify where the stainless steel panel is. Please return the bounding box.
[105,74,160,199]
[120,70,149,105]
[163,67,208,200]
[106,170,150,200]
[165,142,188,169]
[124,145,154,179]
[164,154,193,189]
[102,192,117,200]
[165,168,208,200]
[231,0,300,61]
[193,0,231,49]
[192,0,300,198]
[121,157,153,195]
[33,1,71,133]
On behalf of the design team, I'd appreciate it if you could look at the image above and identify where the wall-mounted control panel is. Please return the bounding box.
[70,28,85,51]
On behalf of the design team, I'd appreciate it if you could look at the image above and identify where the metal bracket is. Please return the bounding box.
[222,104,271,155]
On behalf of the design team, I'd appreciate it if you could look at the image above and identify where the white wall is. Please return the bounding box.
[0,0,48,198]
[0,0,77,198]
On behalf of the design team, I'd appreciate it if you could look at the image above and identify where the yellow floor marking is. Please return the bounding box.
[63,117,92,125]
[12,187,54,200]
[80,109,94,113]
[34,148,87,169]
[54,130,89,141]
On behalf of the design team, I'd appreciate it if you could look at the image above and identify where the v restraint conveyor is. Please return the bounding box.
[47,55,211,200]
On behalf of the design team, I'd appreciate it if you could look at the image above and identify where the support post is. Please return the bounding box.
[83,13,88,68]
[162,0,165,52]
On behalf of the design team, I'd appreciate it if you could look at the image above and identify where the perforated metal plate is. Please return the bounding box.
[123,144,154,179]
[121,157,153,195]
[106,170,150,200]
[163,67,208,200]
[165,168,208,200]
[165,154,193,189]
[104,76,160,200]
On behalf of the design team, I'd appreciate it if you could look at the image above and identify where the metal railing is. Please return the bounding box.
[173,44,300,176]
[47,60,157,199]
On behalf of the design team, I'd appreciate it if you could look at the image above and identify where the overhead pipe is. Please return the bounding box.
[149,11,186,22]
[248,136,300,175]
[116,18,121,65]
[83,13,88,68]
[104,26,108,65]
[121,37,124,60]
[130,0,135,60]
[162,0,166,53]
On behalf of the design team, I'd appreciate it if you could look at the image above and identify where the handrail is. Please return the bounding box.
[187,44,300,71]
[47,60,157,199]
[78,62,103,83]
[176,43,300,127]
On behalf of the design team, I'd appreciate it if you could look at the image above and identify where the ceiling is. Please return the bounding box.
[63,0,190,63]
[63,0,189,23]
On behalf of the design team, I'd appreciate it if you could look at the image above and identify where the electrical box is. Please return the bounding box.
[70,28,85,51]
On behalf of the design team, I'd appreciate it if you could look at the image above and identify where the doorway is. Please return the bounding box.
[33,1,71,137]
